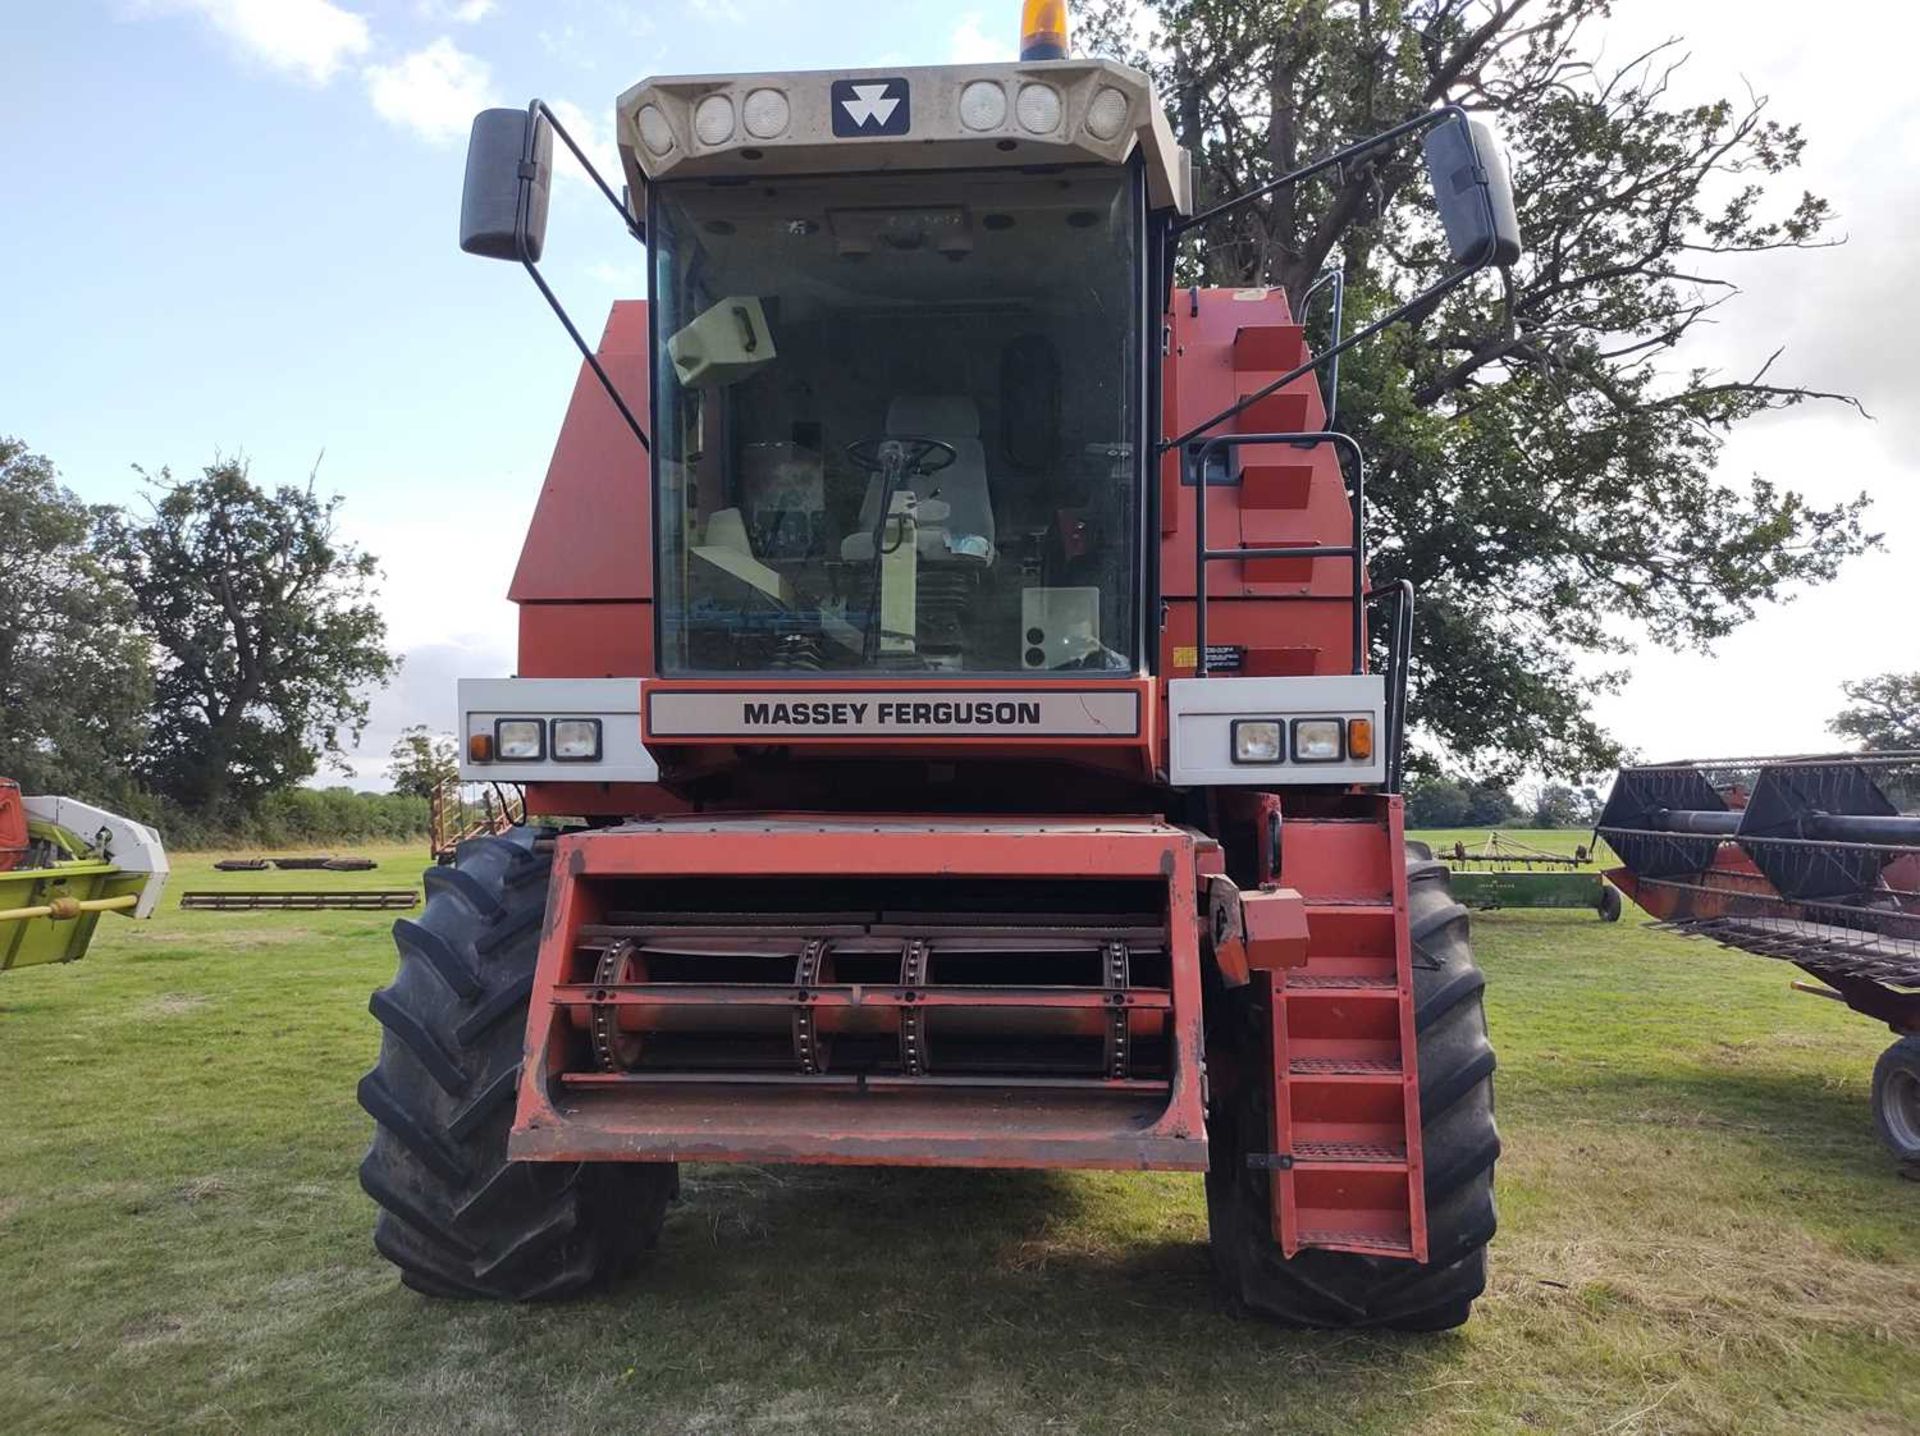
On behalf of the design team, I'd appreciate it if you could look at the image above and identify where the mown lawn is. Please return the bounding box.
[1,836,1914,1435]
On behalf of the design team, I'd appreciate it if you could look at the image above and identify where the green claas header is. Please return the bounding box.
[0,779,170,973]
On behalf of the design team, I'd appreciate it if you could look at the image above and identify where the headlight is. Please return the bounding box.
[1291,718,1344,762]
[1232,719,1283,764]
[552,718,603,762]
[495,718,545,761]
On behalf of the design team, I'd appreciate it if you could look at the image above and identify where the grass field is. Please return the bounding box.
[2,834,1915,1435]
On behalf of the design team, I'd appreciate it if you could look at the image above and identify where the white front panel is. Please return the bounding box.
[460,678,659,783]
[1168,675,1387,787]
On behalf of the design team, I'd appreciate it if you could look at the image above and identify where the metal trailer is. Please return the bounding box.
[1597,753,1920,1169]
[0,782,170,972]
[357,0,1525,1328]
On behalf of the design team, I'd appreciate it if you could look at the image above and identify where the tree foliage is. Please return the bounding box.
[1828,672,1920,753]
[1405,773,1515,827]
[0,438,151,798]
[387,725,458,799]
[1083,0,1875,778]
[1527,780,1599,828]
[100,460,398,813]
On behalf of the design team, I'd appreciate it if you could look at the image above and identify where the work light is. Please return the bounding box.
[1232,720,1283,764]
[495,718,545,761]
[1291,719,1344,763]
[552,718,603,762]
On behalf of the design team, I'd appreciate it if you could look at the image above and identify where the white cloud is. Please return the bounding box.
[417,0,497,22]
[365,38,499,146]
[139,0,371,85]
[950,12,1012,64]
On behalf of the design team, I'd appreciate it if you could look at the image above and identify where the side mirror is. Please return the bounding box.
[460,107,552,262]
[1423,115,1522,267]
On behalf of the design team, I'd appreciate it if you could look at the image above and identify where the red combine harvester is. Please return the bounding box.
[1598,754,1920,1169]
[358,3,1522,1327]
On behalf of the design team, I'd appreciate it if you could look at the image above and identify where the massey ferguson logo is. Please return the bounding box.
[646,688,1141,740]
[743,700,1043,728]
[831,78,911,137]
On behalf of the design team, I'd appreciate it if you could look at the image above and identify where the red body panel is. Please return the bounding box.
[510,303,653,606]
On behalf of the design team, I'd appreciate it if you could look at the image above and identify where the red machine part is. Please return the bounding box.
[513,817,1210,1169]
[0,779,28,872]
[1258,798,1427,1260]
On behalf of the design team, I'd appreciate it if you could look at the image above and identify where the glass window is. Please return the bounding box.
[652,166,1140,675]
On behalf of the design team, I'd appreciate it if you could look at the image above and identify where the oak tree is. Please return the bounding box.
[1084,0,1874,777]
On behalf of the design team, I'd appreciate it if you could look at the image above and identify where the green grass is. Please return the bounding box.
[1,837,1915,1434]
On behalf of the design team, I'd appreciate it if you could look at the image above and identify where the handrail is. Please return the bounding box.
[1300,269,1346,431]
[1365,580,1415,792]
[1188,431,1367,677]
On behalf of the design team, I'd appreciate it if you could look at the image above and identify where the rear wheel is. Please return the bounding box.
[1205,853,1500,1329]
[358,830,678,1299]
[1872,1035,1920,1172]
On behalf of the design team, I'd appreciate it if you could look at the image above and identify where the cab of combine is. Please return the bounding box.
[359,2,1519,1328]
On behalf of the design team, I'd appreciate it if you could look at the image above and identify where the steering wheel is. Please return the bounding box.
[844,436,957,476]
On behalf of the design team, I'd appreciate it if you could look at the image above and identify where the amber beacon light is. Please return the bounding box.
[1020,0,1070,60]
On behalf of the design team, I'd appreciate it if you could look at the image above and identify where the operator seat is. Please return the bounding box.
[840,395,996,564]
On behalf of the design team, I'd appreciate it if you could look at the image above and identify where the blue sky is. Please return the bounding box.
[5,1,1916,786]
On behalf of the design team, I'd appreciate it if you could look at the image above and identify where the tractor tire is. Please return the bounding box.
[1871,1035,1920,1171]
[1205,853,1500,1330]
[358,830,678,1299]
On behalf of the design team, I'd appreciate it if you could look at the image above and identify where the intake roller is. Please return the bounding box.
[556,918,1174,1085]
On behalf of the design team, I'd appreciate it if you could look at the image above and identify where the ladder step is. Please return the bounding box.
[1291,1056,1401,1076]
[1298,1229,1414,1256]
[1294,1139,1407,1164]
[1285,974,1396,991]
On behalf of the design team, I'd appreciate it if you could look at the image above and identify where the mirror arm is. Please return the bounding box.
[1160,103,1506,455]
[513,98,652,453]
[1171,104,1470,240]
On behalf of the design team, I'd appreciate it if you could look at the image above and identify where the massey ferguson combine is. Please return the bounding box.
[358,2,1521,1326]
[1599,754,1920,1169]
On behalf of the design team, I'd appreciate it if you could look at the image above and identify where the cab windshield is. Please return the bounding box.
[651,166,1141,675]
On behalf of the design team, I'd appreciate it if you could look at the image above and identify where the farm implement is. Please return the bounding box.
[1598,753,1920,1168]
[358,0,1523,1326]
[1441,833,1621,920]
[181,890,418,912]
[0,779,169,972]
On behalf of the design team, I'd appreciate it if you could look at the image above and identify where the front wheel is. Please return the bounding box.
[358,830,678,1299]
[1205,853,1500,1329]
